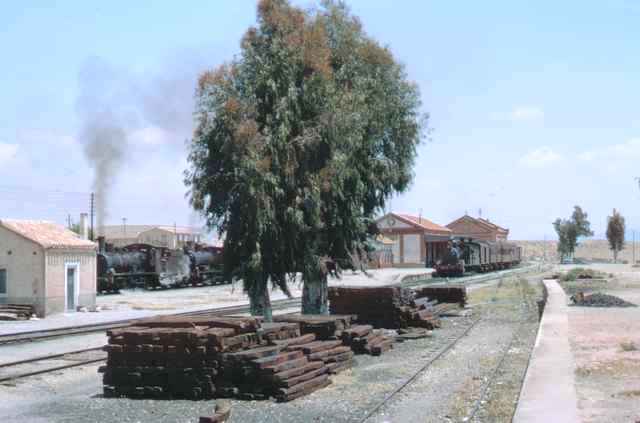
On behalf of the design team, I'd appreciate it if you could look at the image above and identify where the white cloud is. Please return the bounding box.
[510,106,544,122]
[0,142,19,164]
[17,129,77,146]
[519,147,561,168]
[579,138,640,163]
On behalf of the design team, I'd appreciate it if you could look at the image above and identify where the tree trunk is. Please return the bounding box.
[613,249,618,264]
[248,278,273,322]
[301,273,328,315]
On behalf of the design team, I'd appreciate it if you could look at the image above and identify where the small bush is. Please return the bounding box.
[559,268,606,282]
[620,341,638,352]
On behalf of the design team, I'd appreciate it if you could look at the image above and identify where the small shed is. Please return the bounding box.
[0,220,97,317]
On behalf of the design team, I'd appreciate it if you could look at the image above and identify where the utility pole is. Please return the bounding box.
[67,214,72,229]
[122,218,127,237]
[90,192,95,241]
[634,230,636,265]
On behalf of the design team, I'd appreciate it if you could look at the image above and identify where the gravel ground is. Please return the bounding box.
[368,276,542,423]
[0,274,543,423]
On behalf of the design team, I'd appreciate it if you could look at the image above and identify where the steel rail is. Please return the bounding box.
[0,346,104,369]
[0,308,303,383]
[0,351,107,383]
[359,317,482,423]
[465,275,540,422]
[0,298,301,346]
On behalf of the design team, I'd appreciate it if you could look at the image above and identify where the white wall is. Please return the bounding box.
[403,233,422,264]
[45,251,96,315]
[377,215,413,230]
[0,227,45,315]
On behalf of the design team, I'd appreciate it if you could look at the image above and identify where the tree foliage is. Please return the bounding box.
[185,0,425,316]
[606,208,625,262]
[553,206,594,260]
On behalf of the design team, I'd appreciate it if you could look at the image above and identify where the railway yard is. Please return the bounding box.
[1,264,639,422]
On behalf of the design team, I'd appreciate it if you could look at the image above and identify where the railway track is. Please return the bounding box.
[0,301,302,384]
[359,316,482,422]
[359,272,546,422]
[464,275,540,422]
[0,297,301,346]
[0,267,547,387]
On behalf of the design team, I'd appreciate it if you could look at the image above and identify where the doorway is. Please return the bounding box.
[65,263,79,312]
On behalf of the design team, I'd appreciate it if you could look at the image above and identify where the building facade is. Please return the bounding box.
[376,213,452,267]
[100,225,203,249]
[0,220,97,317]
[446,215,509,241]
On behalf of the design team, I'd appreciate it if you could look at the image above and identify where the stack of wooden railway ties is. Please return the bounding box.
[101,314,360,402]
[328,284,467,333]
[0,304,35,320]
[100,284,467,403]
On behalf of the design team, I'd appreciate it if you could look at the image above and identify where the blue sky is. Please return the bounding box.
[1,1,639,239]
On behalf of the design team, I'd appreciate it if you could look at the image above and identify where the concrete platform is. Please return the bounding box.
[0,268,431,336]
[513,279,579,423]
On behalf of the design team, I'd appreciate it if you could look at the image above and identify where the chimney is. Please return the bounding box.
[79,213,89,240]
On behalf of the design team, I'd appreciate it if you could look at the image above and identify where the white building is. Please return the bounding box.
[0,219,97,316]
[100,225,203,249]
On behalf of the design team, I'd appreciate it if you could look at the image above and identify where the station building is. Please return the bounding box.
[0,220,97,317]
[376,212,452,267]
[446,215,509,241]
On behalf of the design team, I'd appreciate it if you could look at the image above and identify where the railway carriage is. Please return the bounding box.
[434,237,521,277]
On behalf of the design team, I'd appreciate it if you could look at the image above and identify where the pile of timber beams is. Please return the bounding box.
[342,325,393,356]
[413,285,467,307]
[100,316,266,399]
[101,315,341,401]
[0,304,34,320]
[286,338,354,375]
[329,285,430,328]
[273,314,355,340]
[328,285,463,330]
[272,314,358,373]
[218,339,332,401]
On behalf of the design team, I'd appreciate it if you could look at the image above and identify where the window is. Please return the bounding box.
[0,269,6,295]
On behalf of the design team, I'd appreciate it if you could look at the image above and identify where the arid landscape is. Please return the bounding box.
[516,240,640,264]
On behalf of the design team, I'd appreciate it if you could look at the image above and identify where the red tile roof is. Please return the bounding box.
[393,213,452,234]
[0,219,96,250]
[477,218,508,233]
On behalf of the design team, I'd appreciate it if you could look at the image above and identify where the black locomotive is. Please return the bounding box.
[434,237,522,277]
[96,237,224,293]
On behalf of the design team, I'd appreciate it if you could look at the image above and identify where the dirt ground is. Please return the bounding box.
[516,240,640,264]
[559,264,640,423]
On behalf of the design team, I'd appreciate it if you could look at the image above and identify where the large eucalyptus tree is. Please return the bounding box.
[185,0,426,318]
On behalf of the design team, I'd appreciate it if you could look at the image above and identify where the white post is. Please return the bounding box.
[79,213,89,240]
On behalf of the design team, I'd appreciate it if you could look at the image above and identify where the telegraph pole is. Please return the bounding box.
[122,218,127,236]
[90,192,95,241]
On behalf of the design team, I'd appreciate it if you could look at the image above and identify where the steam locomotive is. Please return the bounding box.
[434,238,522,277]
[96,237,224,293]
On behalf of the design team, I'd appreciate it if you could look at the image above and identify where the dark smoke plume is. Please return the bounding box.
[76,53,214,233]
[76,59,131,234]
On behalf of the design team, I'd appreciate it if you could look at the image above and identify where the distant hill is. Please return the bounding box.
[514,239,640,264]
